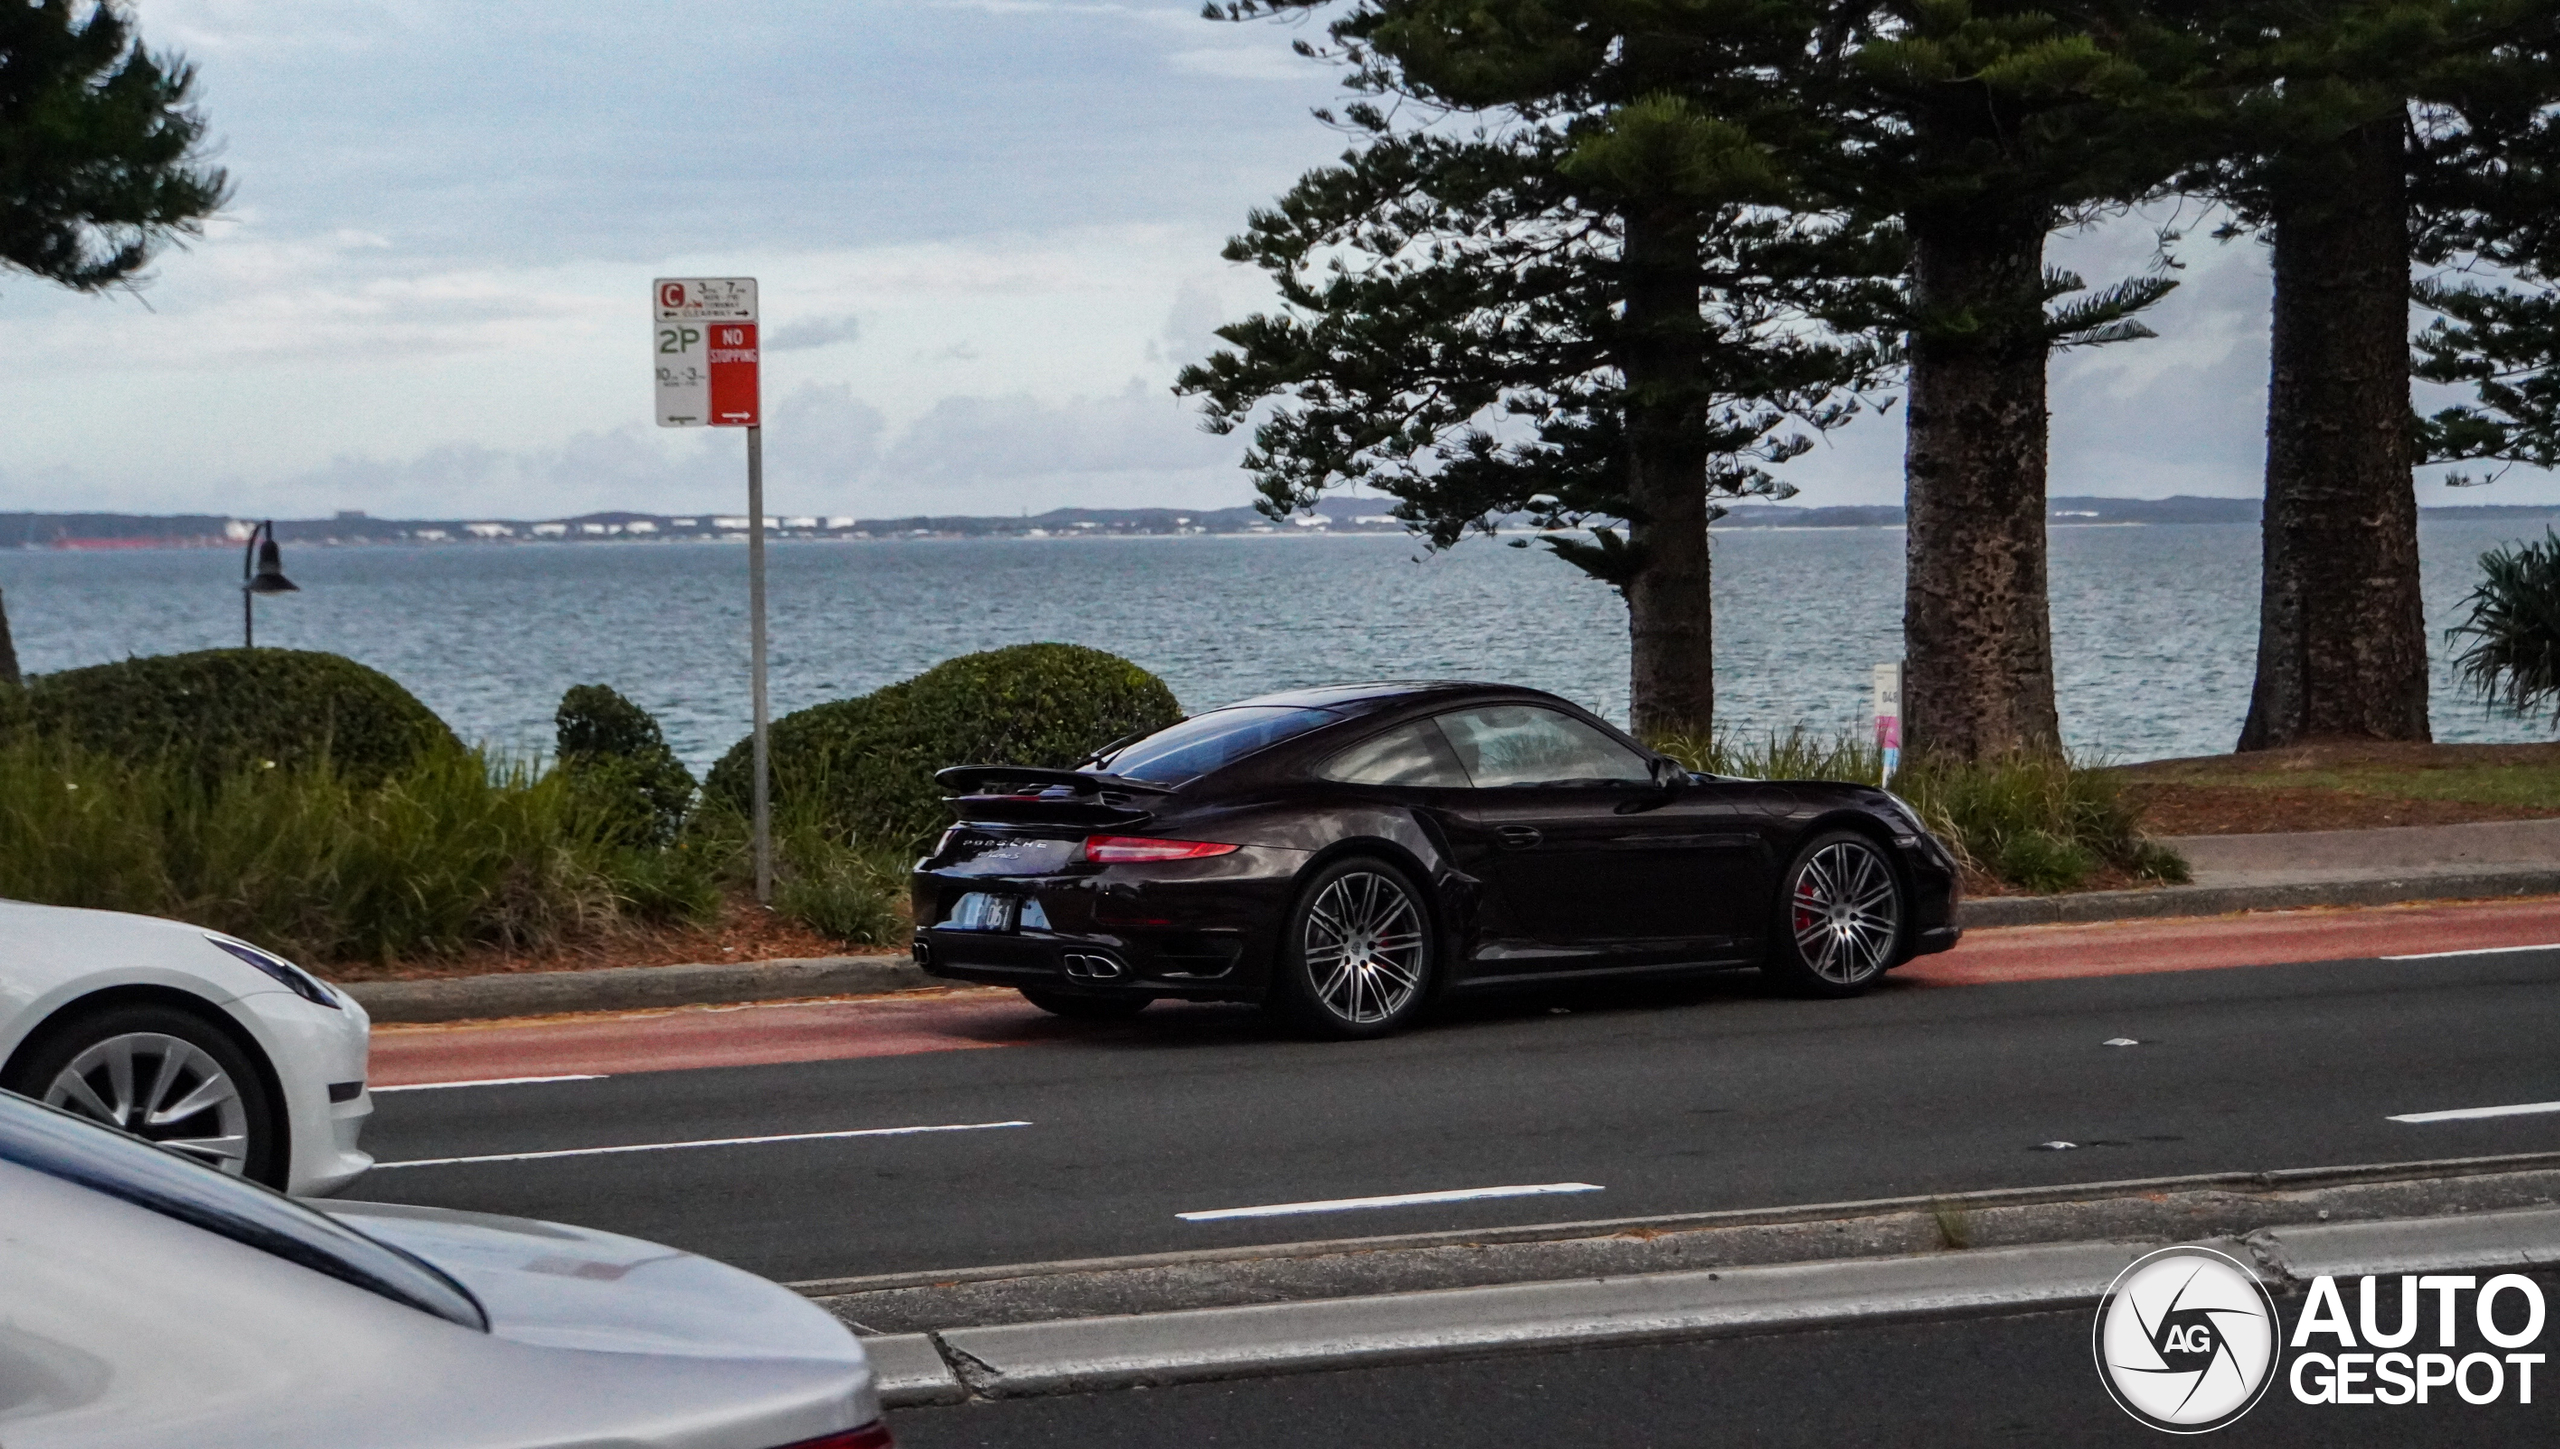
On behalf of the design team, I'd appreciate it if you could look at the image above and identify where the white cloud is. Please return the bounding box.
[884,379,1232,482]
[1167,46,1319,82]
[14,8,2556,521]
[765,314,861,351]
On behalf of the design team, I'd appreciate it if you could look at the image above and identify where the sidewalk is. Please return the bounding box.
[1960,816,2560,927]
[2171,817,2560,887]
[342,818,2560,1024]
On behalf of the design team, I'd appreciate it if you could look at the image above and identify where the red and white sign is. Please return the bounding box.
[654,277,759,427]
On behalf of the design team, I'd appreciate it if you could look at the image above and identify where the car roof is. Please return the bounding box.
[1215,680,1559,712]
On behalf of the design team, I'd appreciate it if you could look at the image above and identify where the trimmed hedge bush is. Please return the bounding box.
[704,643,1183,852]
[22,648,457,785]
[555,684,695,846]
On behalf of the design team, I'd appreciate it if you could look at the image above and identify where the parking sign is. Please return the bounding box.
[654,278,759,427]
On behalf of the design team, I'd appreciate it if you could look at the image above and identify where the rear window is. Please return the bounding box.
[1097,706,1337,784]
[0,1092,486,1330]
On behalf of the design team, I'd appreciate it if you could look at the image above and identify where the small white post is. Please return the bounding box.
[1873,661,1903,788]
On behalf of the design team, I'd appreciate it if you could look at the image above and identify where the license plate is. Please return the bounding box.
[944,893,1016,931]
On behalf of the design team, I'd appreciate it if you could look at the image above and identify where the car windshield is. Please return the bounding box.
[0,1092,486,1330]
[1096,706,1338,784]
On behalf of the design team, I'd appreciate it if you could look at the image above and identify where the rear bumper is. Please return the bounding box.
[911,846,1308,1001]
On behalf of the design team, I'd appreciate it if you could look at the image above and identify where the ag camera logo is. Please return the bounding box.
[2094,1246,2280,1433]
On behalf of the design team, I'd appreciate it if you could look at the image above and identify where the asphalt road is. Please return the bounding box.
[348,946,2560,1282]
[884,1269,2560,1448]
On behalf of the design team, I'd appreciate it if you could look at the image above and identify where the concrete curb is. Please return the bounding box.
[1958,866,2560,929]
[809,1153,2560,1344]
[862,1207,2560,1406]
[342,955,926,1024]
[799,1149,2560,1302]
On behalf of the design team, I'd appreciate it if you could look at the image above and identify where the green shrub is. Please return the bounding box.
[554,684,695,846]
[772,826,906,946]
[703,643,1183,853]
[2448,528,2560,724]
[0,737,715,967]
[1991,830,2101,893]
[23,648,457,785]
[687,799,908,946]
[1653,728,2190,893]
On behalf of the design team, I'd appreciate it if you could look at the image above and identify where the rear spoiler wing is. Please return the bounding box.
[936,765,1171,829]
[934,765,1175,798]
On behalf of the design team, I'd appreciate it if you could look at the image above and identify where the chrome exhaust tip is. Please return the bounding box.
[1061,951,1127,981]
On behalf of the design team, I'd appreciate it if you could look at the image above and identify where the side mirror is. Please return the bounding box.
[1648,757,1687,789]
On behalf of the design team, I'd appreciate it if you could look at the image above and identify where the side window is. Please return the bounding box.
[1433,705,1652,788]
[1319,720,1469,788]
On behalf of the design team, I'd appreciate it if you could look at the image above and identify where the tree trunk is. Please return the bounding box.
[1621,201,1715,742]
[1902,205,2063,762]
[2238,119,2430,751]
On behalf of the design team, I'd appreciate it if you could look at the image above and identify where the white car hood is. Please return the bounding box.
[322,1200,870,1366]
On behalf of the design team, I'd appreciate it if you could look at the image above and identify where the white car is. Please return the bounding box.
[0,1092,891,1448]
[0,900,371,1195]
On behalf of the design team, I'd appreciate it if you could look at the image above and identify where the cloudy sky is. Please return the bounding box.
[4,0,2551,521]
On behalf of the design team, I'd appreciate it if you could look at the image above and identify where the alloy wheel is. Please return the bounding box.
[42,1032,252,1176]
[1301,870,1427,1026]
[1788,839,1902,986]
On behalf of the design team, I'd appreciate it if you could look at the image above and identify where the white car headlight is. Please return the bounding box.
[206,936,341,1009]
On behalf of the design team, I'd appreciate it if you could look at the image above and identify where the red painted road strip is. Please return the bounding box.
[1897,896,2560,987]
[369,989,1040,1087]
[369,897,2560,1087]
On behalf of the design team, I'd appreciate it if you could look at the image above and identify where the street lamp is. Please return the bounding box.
[240,520,297,648]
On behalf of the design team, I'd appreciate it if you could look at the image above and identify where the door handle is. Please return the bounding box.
[1496,825,1543,850]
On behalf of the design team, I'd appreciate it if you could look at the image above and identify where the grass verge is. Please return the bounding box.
[1653,727,2189,894]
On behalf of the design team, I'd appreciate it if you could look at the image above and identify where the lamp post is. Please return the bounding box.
[240,520,298,647]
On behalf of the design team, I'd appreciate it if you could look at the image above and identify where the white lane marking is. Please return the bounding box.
[372,1120,1031,1169]
[1177,1182,1603,1222]
[2388,1101,2560,1124]
[371,1074,608,1093]
[2381,943,2560,961]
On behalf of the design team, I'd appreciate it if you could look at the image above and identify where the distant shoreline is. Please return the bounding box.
[6,495,2557,552]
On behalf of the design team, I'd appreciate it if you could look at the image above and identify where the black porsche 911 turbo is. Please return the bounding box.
[910,680,1962,1037]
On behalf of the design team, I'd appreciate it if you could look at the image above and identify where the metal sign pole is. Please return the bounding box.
[747,424,772,905]
[653,275,767,901]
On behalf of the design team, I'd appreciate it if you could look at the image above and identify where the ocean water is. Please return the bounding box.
[6,518,2555,772]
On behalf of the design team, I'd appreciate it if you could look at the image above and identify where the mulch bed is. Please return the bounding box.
[2118,782,2559,836]
[2113,739,2560,836]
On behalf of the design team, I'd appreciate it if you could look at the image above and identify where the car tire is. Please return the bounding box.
[1271,856,1436,1039]
[3,1002,286,1187]
[1764,830,1905,998]
[1019,987,1151,1020]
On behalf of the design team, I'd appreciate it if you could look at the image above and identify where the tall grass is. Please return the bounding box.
[0,739,716,966]
[1653,727,2188,893]
[686,798,910,948]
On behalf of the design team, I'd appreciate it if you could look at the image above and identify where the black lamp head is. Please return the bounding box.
[245,533,298,595]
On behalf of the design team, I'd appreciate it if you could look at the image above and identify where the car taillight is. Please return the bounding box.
[773,1423,895,1449]
[1080,835,1241,864]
